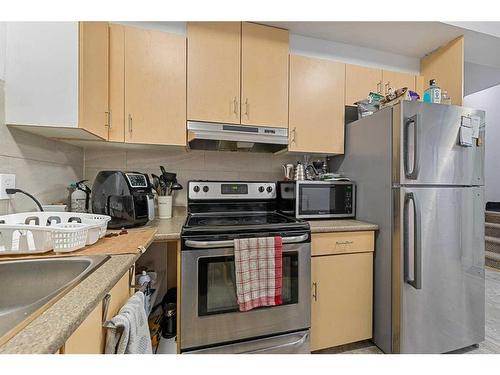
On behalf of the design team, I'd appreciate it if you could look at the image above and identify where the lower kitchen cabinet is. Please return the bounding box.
[61,268,133,354]
[310,232,374,352]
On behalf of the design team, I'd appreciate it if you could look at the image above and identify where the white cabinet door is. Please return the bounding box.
[5,22,79,127]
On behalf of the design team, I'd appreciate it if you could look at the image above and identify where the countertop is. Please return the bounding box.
[149,214,378,241]
[0,211,377,353]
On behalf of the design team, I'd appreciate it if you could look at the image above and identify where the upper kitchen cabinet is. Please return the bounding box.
[345,64,382,106]
[289,55,345,154]
[108,23,125,142]
[124,26,186,146]
[187,22,241,124]
[241,23,289,128]
[421,36,464,106]
[381,70,416,95]
[5,22,109,140]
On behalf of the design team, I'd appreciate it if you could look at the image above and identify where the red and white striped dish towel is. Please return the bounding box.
[233,236,283,312]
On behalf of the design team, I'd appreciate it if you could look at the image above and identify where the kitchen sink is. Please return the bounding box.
[0,255,109,341]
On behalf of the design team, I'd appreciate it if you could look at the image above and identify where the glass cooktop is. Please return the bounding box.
[185,212,297,227]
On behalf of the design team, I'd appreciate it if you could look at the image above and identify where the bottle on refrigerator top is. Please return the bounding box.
[423,79,442,103]
[441,90,452,105]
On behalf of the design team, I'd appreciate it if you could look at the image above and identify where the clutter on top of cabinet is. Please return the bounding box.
[380,87,419,109]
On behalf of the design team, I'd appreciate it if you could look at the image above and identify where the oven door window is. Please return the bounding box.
[298,184,351,215]
[198,253,299,316]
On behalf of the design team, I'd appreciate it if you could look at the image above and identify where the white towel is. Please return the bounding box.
[104,291,153,354]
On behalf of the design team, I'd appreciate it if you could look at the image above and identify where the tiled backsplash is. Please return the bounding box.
[84,147,306,206]
[0,80,84,213]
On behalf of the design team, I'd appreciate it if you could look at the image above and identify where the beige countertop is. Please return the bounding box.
[0,211,377,354]
[149,214,378,241]
[308,219,378,233]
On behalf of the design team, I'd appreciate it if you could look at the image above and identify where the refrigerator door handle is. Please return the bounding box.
[404,192,422,289]
[404,114,420,179]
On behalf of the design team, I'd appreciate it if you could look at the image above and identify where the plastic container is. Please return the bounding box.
[0,212,111,254]
[0,224,54,254]
[51,222,89,253]
[158,196,173,219]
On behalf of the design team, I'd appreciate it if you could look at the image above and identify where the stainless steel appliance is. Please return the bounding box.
[180,181,311,354]
[187,121,288,152]
[277,180,355,219]
[91,171,153,228]
[335,101,485,353]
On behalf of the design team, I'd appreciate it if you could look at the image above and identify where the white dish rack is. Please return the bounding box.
[0,212,111,255]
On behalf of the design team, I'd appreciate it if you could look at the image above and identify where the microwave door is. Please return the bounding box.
[296,182,355,219]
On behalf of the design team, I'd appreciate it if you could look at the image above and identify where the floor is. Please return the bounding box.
[317,267,500,354]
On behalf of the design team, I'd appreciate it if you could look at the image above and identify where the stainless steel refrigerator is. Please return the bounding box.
[335,101,485,353]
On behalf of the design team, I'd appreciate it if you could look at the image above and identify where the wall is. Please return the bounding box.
[464,85,500,202]
[0,80,84,213]
[84,148,305,207]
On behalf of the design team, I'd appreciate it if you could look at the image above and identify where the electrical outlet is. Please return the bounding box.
[0,174,16,200]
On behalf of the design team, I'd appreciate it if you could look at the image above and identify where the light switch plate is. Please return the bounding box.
[0,174,16,200]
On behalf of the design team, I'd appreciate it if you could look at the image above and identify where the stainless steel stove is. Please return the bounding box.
[180,181,311,354]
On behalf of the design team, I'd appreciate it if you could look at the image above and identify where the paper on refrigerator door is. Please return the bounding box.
[459,125,473,147]
[471,115,481,138]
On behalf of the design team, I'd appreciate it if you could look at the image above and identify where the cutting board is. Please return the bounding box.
[0,227,157,261]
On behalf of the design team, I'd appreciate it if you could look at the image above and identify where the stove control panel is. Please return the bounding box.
[189,181,276,200]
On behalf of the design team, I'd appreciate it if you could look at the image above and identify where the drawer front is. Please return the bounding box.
[311,231,374,256]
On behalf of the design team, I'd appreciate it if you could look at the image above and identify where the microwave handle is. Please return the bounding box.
[185,233,309,249]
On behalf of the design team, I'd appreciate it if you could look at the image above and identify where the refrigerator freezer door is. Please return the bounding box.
[395,186,485,353]
[395,102,485,186]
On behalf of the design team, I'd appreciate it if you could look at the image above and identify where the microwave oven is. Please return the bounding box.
[277,180,355,219]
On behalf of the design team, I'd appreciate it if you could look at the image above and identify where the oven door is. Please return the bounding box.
[296,181,355,219]
[181,233,311,351]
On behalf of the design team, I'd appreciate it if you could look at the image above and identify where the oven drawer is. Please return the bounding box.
[186,330,310,354]
[311,231,374,256]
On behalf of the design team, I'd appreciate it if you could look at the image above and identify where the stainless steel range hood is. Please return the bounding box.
[187,121,288,152]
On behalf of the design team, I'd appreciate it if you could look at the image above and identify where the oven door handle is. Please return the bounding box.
[239,331,309,354]
[185,233,309,249]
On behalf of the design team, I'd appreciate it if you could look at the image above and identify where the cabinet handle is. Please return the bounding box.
[128,114,133,133]
[336,240,354,245]
[377,81,382,94]
[102,293,111,324]
[105,111,110,128]
[233,97,238,116]
[244,98,249,117]
[108,110,112,129]
[312,282,318,302]
[290,127,296,145]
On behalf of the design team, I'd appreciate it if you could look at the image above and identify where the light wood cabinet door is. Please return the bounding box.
[421,36,464,106]
[289,55,345,154]
[63,301,103,354]
[241,23,288,128]
[345,64,382,106]
[311,252,373,351]
[187,22,241,124]
[108,23,125,142]
[78,22,109,139]
[415,75,425,99]
[382,70,416,95]
[63,269,133,354]
[124,26,186,145]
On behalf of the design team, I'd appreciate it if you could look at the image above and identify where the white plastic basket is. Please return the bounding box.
[51,223,89,253]
[0,212,112,254]
[0,225,54,254]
